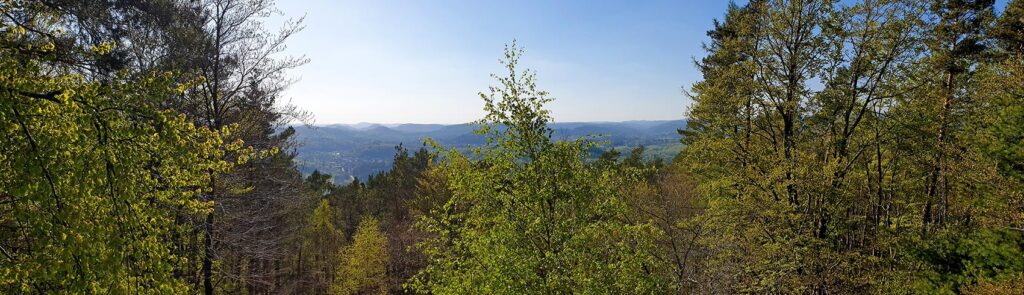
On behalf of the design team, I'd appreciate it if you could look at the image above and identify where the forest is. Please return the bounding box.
[1,0,1022,294]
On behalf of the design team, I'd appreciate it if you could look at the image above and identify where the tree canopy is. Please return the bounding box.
[2,0,1023,294]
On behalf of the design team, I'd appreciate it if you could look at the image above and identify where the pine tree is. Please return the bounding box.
[409,42,667,294]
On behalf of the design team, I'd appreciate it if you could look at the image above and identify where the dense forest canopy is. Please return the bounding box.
[1,0,1023,294]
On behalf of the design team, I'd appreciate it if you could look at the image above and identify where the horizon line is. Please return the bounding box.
[295,118,688,127]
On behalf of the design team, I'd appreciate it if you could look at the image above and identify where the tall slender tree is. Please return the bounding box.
[410,42,668,294]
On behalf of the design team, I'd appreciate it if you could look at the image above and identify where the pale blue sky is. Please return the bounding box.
[274,0,1009,124]
[274,0,732,124]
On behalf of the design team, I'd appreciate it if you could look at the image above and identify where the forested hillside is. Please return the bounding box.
[1,0,1023,294]
[291,120,686,183]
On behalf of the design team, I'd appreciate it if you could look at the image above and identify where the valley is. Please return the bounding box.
[293,120,686,182]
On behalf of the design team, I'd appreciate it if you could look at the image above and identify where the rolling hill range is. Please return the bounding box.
[292,120,686,183]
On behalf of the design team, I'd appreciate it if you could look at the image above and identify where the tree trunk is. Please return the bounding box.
[204,211,214,295]
[924,68,953,231]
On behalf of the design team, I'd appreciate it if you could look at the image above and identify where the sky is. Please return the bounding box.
[273,0,1010,125]
[272,0,733,124]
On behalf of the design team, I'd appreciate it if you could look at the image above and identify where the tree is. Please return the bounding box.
[913,229,1024,293]
[162,0,311,292]
[991,0,1024,55]
[0,1,317,293]
[681,0,820,291]
[622,164,708,293]
[982,0,1024,182]
[409,42,667,294]
[918,0,996,230]
[299,199,343,294]
[679,0,1023,293]
[0,5,248,291]
[334,216,389,295]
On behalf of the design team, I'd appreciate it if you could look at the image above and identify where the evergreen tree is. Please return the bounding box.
[302,199,343,294]
[334,216,390,295]
[409,42,667,294]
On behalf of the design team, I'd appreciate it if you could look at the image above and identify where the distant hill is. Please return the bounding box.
[292,120,686,183]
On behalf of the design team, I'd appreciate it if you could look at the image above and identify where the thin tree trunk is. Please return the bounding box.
[204,211,215,295]
[924,68,953,231]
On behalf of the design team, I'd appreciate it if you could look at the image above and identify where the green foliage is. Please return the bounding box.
[991,0,1024,54]
[0,18,246,292]
[334,216,390,295]
[3,0,1024,293]
[963,273,1024,295]
[307,170,336,197]
[976,50,1024,183]
[913,229,1024,294]
[678,0,1022,293]
[299,199,343,293]
[409,42,668,294]
[292,146,434,293]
